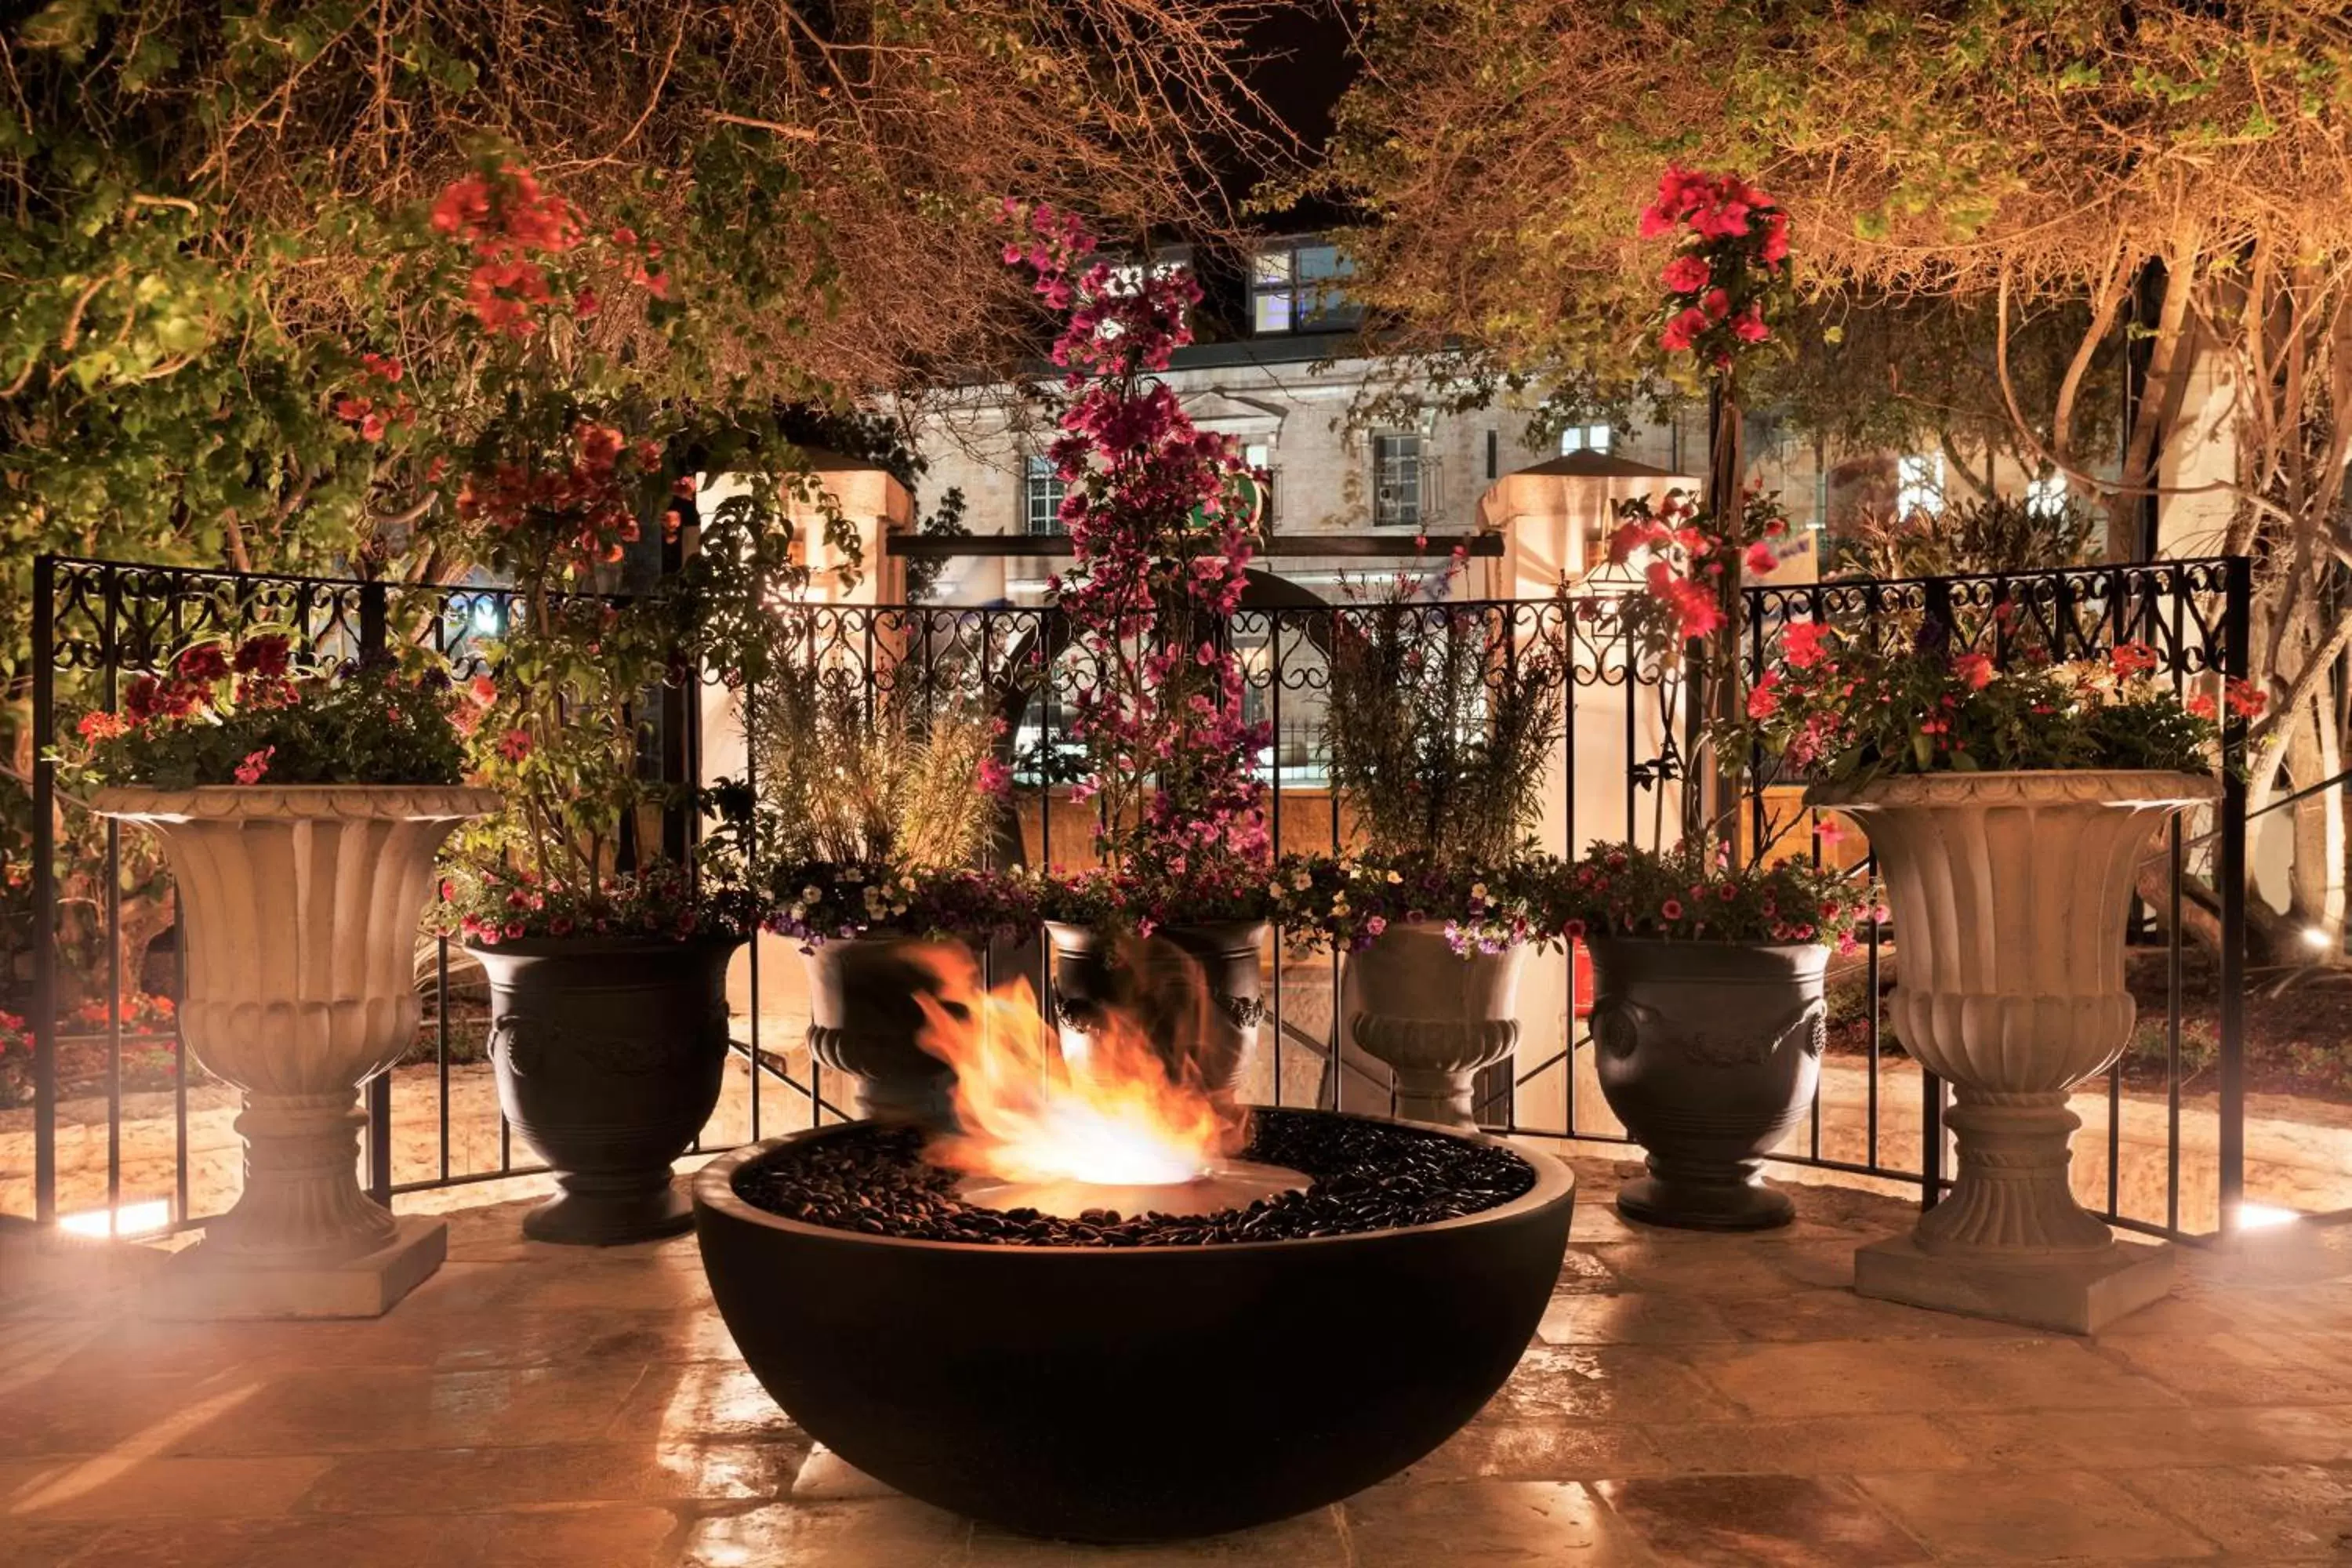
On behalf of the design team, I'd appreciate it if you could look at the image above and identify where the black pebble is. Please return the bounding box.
[731,1109,1537,1250]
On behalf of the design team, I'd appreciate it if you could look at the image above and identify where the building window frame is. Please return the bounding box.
[1372,432,1427,528]
[1559,423,1613,456]
[1896,452,1946,517]
[1243,440,1277,528]
[1250,240,1361,336]
[1022,453,1065,535]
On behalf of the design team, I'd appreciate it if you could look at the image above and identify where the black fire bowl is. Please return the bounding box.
[691,1108,1576,1543]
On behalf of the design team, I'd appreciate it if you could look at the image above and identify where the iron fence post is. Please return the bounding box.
[31,555,57,1223]
[359,579,394,1205]
[2216,554,2250,1233]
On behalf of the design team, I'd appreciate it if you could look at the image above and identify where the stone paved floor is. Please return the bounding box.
[5,1145,2352,1565]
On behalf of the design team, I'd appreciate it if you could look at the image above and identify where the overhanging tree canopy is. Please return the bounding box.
[1312,0,2352,956]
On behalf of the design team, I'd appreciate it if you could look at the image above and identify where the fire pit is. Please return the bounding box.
[693,955,1569,1541]
[695,1109,1572,1541]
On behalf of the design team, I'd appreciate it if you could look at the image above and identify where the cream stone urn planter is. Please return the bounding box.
[93,784,499,1317]
[1345,924,1527,1129]
[1809,769,2218,1334]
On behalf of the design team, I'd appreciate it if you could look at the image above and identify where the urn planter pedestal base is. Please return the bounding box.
[147,1214,449,1321]
[1855,1232,2174,1336]
[1615,1171,1794,1232]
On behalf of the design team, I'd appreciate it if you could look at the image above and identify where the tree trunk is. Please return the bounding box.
[2285,681,2348,946]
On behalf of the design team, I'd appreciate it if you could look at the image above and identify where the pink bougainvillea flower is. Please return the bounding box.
[1743,540,1778,576]
[232,746,275,786]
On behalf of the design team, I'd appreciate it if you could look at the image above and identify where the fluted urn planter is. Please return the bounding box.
[93,784,499,1317]
[1588,937,1828,1231]
[470,935,743,1245]
[1045,920,1266,1094]
[1346,924,1526,1129]
[803,935,970,1124]
[1810,769,2219,1333]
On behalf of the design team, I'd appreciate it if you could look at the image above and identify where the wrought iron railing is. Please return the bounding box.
[9,554,2253,1243]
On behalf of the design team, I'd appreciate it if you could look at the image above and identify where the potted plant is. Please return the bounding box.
[438,611,767,1247]
[1555,839,1873,1229]
[435,395,810,1245]
[1038,860,1273,1100]
[1275,594,1565,1128]
[1273,851,1555,1128]
[1001,204,1275,1091]
[75,631,496,1314]
[749,659,1029,1122]
[1756,622,2232,1330]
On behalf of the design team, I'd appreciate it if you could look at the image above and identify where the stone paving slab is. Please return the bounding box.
[3,1145,2350,1564]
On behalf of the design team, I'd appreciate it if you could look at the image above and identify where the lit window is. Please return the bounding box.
[1559,424,1613,456]
[1094,255,1189,339]
[1897,453,1945,517]
[1243,441,1276,526]
[2027,474,2067,517]
[1250,241,1360,335]
[1374,434,1425,528]
[1023,455,1065,535]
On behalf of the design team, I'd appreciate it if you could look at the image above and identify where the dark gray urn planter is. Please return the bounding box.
[1588,935,1828,1231]
[691,1110,1575,1542]
[801,934,970,1125]
[1044,919,1266,1093]
[470,935,742,1244]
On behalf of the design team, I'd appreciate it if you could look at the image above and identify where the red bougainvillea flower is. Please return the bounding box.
[174,643,230,683]
[1747,670,1784,718]
[76,710,128,742]
[2225,678,2268,718]
[496,728,534,763]
[232,634,291,677]
[1642,164,1789,368]
[1953,652,1997,691]
[1782,621,1828,669]
[1658,307,1707,353]
[1744,540,1777,576]
[2111,641,2160,678]
[1660,253,1711,293]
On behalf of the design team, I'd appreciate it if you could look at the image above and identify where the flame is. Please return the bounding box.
[912,946,1246,1189]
